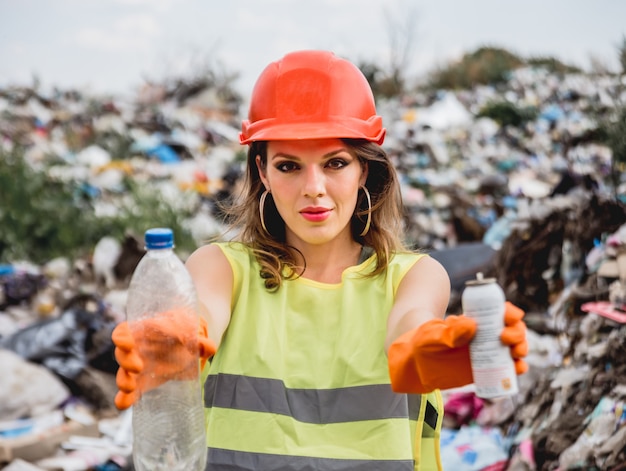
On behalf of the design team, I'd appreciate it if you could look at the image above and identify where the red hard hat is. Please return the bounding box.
[240,50,385,145]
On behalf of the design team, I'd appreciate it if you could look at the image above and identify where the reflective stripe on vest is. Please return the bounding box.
[205,373,410,422]
[208,448,413,471]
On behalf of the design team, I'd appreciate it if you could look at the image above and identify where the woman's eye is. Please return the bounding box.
[326,158,348,169]
[276,161,299,172]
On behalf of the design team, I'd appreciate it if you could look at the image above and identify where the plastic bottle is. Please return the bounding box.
[461,272,518,398]
[126,228,206,471]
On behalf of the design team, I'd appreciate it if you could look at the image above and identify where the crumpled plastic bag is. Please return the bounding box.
[0,349,70,421]
[0,294,117,381]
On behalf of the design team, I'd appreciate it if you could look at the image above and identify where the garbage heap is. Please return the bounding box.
[0,63,625,470]
[437,200,626,471]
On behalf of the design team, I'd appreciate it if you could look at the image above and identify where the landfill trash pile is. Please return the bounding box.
[1,61,625,470]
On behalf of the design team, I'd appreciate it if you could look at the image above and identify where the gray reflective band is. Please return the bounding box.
[204,373,411,424]
[407,393,422,419]
[207,447,415,471]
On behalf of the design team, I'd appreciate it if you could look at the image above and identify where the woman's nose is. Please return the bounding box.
[302,166,325,197]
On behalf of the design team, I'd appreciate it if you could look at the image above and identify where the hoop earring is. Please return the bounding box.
[359,186,372,237]
[259,190,270,234]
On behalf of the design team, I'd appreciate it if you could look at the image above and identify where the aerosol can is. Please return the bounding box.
[462,272,518,398]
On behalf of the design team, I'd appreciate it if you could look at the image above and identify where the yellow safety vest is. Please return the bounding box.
[202,242,443,470]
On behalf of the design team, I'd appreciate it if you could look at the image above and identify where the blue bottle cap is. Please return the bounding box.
[144,228,174,249]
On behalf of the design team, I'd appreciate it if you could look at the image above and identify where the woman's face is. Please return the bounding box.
[257,138,368,247]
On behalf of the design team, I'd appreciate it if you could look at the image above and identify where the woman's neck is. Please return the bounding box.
[289,237,363,284]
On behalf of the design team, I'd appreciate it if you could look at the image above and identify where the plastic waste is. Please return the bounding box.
[146,144,180,163]
[0,350,70,421]
[126,227,206,471]
[92,236,123,288]
[0,264,15,276]
[1,293,116,379]
[440,424,509,471]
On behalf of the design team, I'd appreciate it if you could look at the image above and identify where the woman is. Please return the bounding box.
[113,50,528,471]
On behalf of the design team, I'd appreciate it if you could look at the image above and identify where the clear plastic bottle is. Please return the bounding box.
[126,228,206,471]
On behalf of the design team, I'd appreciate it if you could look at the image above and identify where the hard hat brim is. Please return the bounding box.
[240,119,386,146]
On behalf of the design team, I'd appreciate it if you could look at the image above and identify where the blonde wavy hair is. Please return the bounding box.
[223,139,407,290]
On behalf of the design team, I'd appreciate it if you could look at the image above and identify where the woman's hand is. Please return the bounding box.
[113,310,216,410]
[388,302,528,394]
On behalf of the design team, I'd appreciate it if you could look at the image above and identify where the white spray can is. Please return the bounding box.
[462,272,518,398]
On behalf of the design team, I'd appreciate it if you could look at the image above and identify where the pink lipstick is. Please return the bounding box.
[300,207,331,222]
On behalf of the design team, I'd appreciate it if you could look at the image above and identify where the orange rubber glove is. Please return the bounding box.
[113,309,216,410]
[388,301,528,394]
[501,302,529,375]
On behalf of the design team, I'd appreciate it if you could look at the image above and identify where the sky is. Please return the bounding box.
[1,0,625,101]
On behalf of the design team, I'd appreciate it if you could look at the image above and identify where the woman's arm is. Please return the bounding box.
[385,255,451,352]
[185,243,234,348]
